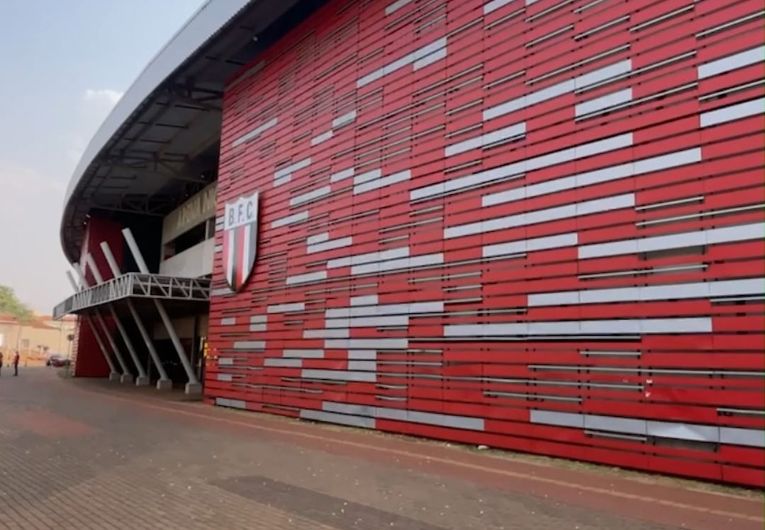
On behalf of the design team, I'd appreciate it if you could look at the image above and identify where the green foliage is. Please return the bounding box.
[0,285,33,323]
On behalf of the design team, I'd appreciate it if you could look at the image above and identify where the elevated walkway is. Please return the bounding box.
[53,273,210,319]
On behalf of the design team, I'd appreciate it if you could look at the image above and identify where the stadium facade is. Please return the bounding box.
[55,0,765,486]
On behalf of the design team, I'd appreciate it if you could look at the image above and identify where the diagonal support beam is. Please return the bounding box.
[122,228,202,396]
[73,265,131,381]
[84,254,149,386]
[99,241,172,390]
[66,271,119,379]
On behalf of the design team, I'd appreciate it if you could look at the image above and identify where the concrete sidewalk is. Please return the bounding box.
[0,368,760,529]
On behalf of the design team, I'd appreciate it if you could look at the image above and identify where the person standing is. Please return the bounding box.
[0,351,4,377]
[12,351,19,377]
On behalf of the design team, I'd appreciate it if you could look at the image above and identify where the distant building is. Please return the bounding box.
[0,314,76,364]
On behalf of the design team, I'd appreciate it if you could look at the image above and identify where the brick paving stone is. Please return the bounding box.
[0,368,760,530]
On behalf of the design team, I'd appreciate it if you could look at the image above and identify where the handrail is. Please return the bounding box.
[52,273,211,319]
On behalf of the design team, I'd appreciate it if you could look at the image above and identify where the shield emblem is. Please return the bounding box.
[222,192,260,292]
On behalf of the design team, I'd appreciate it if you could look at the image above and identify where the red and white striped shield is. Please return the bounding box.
[222,192,260,292]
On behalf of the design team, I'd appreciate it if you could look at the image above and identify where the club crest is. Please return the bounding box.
[222,192,260,292]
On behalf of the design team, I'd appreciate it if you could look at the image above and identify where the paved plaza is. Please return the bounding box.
[0,368,760,529]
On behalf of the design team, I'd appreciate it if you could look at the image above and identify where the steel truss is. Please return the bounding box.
[54,273,210,319]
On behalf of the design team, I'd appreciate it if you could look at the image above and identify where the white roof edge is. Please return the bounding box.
[63,0,253,205]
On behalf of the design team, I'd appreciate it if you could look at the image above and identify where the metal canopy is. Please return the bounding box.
[60,0,325,262]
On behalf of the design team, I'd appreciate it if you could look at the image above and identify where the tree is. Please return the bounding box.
[0,285,33,323]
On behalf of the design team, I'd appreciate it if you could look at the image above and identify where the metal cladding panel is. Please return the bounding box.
[206,0,765,486]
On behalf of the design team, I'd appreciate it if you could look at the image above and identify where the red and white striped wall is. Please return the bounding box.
[206,0,765,487]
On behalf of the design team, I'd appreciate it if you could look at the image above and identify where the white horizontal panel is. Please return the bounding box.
[353,169,382,185]
[700,98,764,127]
[306,232,329,245]
[324,338,409,349]
[483,60,630,121]
[445,317,712,336]
[483,79,572,120]
[579,222,765,259]
[267,302,305,313]
[357,37,447,87]
[352,253,443,275]
[264,358,302,368]
[633,147,702,175]
[720,426,765,448]
[445,122,526,157]
[413,133,632,201]
[698,45,765,79]
[354,169,411,194]
[576,88,632,116]
[307,236,353,254]
[347,360,377,371]
[310,130,333,146]
[385,0,414,15]
[286,270,327,285]
[233,341,265,350]
[530,278,765,306]
[350,294,379,306]
[301,409,376,428]
[413,37,447,61]
[332,109,357,128]
[327,301,444,318]
[303,328,349,338]
[323,401,376,417]
[389,408,484,430]
[585,414,646,435]
[328,247,409,268]
[530,410,584,428]
[323,317,349,329]
[532,411,757,446]
[283,349,325,358]
[483,232,578,257]
[647,421,718,442]
[413,47,447,70]
[348,349,377,360]
[326,315,409,328]
[271,210,309,228]
[325,401,484,430]
[216,398,246,409]
[484,0,514,14]
[274,157,311,180]
[330,168,355,182]
[232,117,277,147]
[574,59,631,89]
[483,147,700,207]
[301,369,377,382]
[447,193,634,238]
[290,186,330,207]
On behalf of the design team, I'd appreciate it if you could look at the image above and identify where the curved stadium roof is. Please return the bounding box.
[60,0,322,263]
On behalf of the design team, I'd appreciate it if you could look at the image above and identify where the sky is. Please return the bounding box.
[0,0,206,313]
